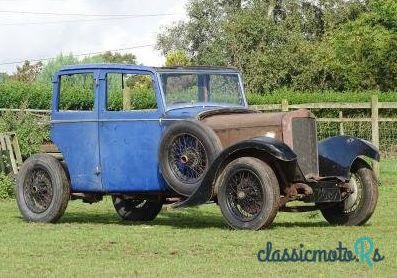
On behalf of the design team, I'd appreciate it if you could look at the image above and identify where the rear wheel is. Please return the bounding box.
[321,159,378,226]
[16,154,70,223]
[112,196,163,221]
[217,157,280,230]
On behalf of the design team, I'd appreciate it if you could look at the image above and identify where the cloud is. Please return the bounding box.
[0,0,187,73]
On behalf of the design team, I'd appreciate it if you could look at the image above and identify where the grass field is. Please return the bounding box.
[0,160,396,277]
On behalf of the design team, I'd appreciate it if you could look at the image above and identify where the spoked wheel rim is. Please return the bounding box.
[122,197,147,209]
[343,174,363,213]
[23,166,54,213]
[225,169,264,222]
[168,133,208,184]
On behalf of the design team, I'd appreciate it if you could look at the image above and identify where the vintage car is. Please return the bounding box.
[16,64,379,230]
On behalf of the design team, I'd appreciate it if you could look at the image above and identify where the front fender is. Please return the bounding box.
[318,136,380,178]
[172,136,303,208]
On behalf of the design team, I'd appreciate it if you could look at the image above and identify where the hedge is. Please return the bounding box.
[0,81,52,109]
[1,80,397,111]
[0,173,13,199]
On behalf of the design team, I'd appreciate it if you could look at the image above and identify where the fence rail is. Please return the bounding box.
[251,95,397,144]
[252,95,397,175]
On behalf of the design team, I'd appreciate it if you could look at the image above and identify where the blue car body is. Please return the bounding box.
[51,64,246,194]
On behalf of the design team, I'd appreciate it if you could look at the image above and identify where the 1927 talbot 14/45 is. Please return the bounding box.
[16,64,379,230]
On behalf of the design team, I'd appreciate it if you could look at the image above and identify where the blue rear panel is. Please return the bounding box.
[51,70,102,192]
[52,118,102,191]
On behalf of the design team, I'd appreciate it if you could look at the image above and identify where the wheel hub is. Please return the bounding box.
[23,167,54,214]
[344,175,362,212]
[237,191,246,199]
[226,169,264,221]
[169,133,208,183]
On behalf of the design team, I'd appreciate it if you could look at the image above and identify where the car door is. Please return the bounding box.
[98,69,166,193]
[51,69,103,192]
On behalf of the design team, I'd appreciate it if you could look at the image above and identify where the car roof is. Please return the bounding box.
[155,66,239,73]
[58,64,240,74]
[58,63,154,72]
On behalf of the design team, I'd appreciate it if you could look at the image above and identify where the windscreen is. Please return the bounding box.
[159,72,245,109]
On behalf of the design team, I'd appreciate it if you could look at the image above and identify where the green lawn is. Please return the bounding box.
[0,160,396,277]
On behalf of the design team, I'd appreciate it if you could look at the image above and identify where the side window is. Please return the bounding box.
[106,73,157,111]
[59,73,95,111]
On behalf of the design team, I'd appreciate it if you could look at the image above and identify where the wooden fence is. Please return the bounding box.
[251,95,397,175]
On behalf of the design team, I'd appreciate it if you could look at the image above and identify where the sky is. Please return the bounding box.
[0,0,188,73]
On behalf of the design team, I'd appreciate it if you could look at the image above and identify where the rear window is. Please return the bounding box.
[59,73,95,111]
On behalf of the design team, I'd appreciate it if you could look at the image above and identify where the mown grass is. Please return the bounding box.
[0,160,396,277]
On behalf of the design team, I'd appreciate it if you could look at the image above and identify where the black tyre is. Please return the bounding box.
[16,153,70,223]
[159,120,222,196]
[112,196,163,221]
[321,159,378,226]
[217,157,280,230]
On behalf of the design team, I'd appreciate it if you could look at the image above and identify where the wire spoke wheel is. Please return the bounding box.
[168,133,208,184]
[217,157,279,230]
[23,167,54,214]
[320,159,378,226]
[159,120,222,196]
[112,196,163,221]
[343,174,363,213]
[16,154,70,223]
[225,169,264,222]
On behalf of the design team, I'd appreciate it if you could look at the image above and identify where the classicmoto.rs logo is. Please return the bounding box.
[257,236,384,267]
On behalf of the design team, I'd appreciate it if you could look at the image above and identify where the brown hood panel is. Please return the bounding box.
[200,109,314,149]
[201,112,286,148]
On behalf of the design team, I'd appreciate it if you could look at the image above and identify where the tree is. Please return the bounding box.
[0,72,8,83]
[37,51,138,84]
[157,0,242,65]
[302,0,397,91]
[83,51,137,64]
[38,54,79,83]
[156,0,396,92]
[10,61,43,83]
[165,50,191,67]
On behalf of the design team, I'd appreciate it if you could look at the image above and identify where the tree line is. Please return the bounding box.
[157,0,397,93]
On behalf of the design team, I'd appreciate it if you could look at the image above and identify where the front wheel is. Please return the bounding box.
[217,157,280,230]
[321,159,378,226]
[16,154,70,223]
[112,196,163,221]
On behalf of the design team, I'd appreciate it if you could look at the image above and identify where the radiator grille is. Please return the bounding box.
[292,118,318,177]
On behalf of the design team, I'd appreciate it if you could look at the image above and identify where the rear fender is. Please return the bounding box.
[318,136,380,178]
[172,136,304,208]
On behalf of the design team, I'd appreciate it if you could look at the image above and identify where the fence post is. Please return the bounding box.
[339,111,344,135]
[281,99,289,112]
[371,95,380,177]
[122,87,131,110]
